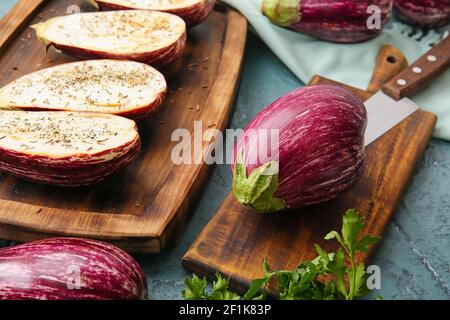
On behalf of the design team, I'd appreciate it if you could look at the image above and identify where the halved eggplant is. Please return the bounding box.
[0,60,167,121]
[0,111,141,186]
[89,0,215,26]
[32,10,186,67]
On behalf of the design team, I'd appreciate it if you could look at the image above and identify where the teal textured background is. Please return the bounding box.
[0,0,449,300]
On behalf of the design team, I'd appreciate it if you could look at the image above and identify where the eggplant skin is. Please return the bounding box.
[94,0,216,27]
[233,85,367,211]
[0,136,141,186]
[297,0,393,42]
[118,91,166,121]
[394,0,450,28]
[263,0,393,43]
[0,238,148,300]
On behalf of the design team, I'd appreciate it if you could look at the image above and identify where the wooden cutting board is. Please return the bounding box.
[182,46,437,294]
[0,0,247,253]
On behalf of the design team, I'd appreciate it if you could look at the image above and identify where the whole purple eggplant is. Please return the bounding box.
[261,0,393,43]
[395,0,450,27]
[232,85,367,213]
[0,238,148,300]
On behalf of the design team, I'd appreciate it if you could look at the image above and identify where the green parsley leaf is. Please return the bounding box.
[183,273,240,300]
[341,209,365,253]
[243,277,270,300]
[356,235,382,253]
[182,274,207,300]
[327,248,347,299]
[348,262,369,298]
[208,273,241,300]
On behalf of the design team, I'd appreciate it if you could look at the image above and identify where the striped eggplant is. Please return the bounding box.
[395,0,450,27]
[232,85,367,213]
[261,0,393,43]
[0,238,148,300]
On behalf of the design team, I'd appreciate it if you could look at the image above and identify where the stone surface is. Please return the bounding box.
[0,0,449,300]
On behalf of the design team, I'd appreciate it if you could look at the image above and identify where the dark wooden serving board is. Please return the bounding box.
[182,47,437,294]
[0,0,247,253]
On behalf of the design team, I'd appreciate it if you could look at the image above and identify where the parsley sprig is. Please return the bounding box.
[182,209,381,300]
[182,273,240,300]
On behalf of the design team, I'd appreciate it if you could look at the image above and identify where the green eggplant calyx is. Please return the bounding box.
[261,0,301,27]
[232,152,286,213]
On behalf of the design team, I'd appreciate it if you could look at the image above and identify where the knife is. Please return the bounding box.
[364,35,450,146]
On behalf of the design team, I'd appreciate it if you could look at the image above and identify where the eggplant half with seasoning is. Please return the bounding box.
[0,60,167,121]
[0,111,141,186]
[32,10,187,67]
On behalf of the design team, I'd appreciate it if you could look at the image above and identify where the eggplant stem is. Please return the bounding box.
[232,152,286,213]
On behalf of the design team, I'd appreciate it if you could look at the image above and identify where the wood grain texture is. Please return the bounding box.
[367,45,408,93]
[383,36,450,100]
[182,74,437,295]
[0,0,247,253]
[0,0,47,53]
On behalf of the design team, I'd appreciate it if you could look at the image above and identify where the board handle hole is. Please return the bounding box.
[387,55,397,64]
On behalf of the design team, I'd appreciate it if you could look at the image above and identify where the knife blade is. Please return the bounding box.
[364,35,450,146]
[364,92,418,146]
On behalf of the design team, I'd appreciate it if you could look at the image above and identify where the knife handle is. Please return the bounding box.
[367,45,408,94]
[382,36,450,101]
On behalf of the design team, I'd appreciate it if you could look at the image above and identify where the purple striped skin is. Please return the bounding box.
[395,0,450,28]
[232,85,367,213]
[95,0,216,27]
[262,0,393,43]
[0,238,148,300]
